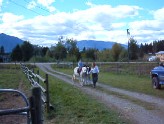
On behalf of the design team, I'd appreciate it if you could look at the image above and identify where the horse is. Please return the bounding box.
[85,65,92,85]
[72,66,91,86]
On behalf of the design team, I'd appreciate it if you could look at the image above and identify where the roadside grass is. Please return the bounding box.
[37,68,129,124]
[0,64,31,124]
[51,64,73,75]
[51,65,164,99]
[98,72,164,98]
[0,64,29,89]
[0,64,129,123]
[51,65,159,110]
[97,86,157,110]
[0,65,129,124]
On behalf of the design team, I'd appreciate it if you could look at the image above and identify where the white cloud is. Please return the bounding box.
[37,0,54,6]
[153,7,164,21]
[128,19,164,44]
[111,23,126,29]
[127,7,164,43]
[85,1,96,7]
[2,12,24,22]
[1,4,164,46]
[129,20,164,30]
[37,0,56,12]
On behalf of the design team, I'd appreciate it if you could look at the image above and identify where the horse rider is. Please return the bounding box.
[77,59,83,74]
[90,62,99,88]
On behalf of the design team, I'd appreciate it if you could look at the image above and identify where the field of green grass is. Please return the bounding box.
[46,74,128,124]
[52,64,164,99]
[0,64,29,89]
[0,64,128,124]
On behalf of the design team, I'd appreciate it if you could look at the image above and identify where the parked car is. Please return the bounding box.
[150,63,164,89]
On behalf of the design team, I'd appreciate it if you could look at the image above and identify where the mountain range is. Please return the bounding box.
[77,40,127,51]
[0,33,23,53]
[0,33,127,53]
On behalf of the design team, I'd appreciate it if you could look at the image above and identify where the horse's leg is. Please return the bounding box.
[72,74,76,84]
[86,74,88,85]
[80,74,84,86]
[83,73,87,86]
[85,74,87,85]
[85,74,88,85]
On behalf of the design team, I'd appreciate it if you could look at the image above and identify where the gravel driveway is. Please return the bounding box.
[36,63,164,124]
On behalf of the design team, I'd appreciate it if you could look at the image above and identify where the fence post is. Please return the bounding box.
[37,70,40,84]
[30,96,37,124]
[31,87,43,124]
[45,74,50,112]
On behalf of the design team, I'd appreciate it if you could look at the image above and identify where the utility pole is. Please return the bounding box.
[127,29,130,62]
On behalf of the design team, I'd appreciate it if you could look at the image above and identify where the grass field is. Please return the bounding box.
[52,64,164,99]
[45,74,128,124]
[0,64,128,124]
[0,64,29,89]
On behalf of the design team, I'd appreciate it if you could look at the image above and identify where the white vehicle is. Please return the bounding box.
[148,56,157,61]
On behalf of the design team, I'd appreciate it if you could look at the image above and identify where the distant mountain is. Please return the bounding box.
[0,33,24,53]
[77,40,127,51]
[0,33,127,53]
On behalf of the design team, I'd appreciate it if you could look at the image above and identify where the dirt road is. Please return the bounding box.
[36,63,164,124]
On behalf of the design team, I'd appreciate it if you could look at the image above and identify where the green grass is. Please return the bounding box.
[0,64,129,123]
[37,67,129,124]
[49,79,127,123]
[0,64,29,89]
[97,86,157,110]
[98,72,164,98]
[51,65,164,99]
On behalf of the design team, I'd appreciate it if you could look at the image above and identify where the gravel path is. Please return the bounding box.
[36,63,164,124]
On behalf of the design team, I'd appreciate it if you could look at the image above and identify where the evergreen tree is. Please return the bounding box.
[52,41,67,60]
[11,44,22,61]
[139,43,144,58]
[0,46,5,55]
[129,38,138,60]
[21,41,34,61]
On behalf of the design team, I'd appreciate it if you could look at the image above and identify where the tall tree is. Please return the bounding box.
[65,38,80,61]
[52,41,67,60]
[42,47,49,57]
[139,43,144,58]
[98,49,112,62]
[85,48,98,61]
[129,38,139,60]
[11,44,22,61]
[0,46,5,55]
[111,43,123,61]
[21,41,34,61]
[119,48,128,61]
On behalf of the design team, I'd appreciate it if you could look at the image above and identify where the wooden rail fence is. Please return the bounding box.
[20,63,53,113]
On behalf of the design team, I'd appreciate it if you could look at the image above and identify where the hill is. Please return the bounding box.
[0,33,24,53]
[77,40,127,51]
[0,33,127,53]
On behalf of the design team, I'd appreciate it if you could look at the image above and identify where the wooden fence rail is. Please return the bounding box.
[20,63,53,113]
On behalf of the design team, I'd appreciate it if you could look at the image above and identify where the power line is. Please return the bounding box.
[9,0,45,16]
[23,0,51,14]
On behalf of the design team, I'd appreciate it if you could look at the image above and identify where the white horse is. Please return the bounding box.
[72,66,90,86]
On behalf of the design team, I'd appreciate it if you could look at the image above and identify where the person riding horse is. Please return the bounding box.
[77,60,83,74]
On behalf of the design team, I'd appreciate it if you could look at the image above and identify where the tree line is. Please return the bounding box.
[1,37,164,62]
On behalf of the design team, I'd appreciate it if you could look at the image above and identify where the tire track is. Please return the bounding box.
[36,63,164,124]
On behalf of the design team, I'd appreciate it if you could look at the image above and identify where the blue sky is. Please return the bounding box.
[0,0,164,46]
